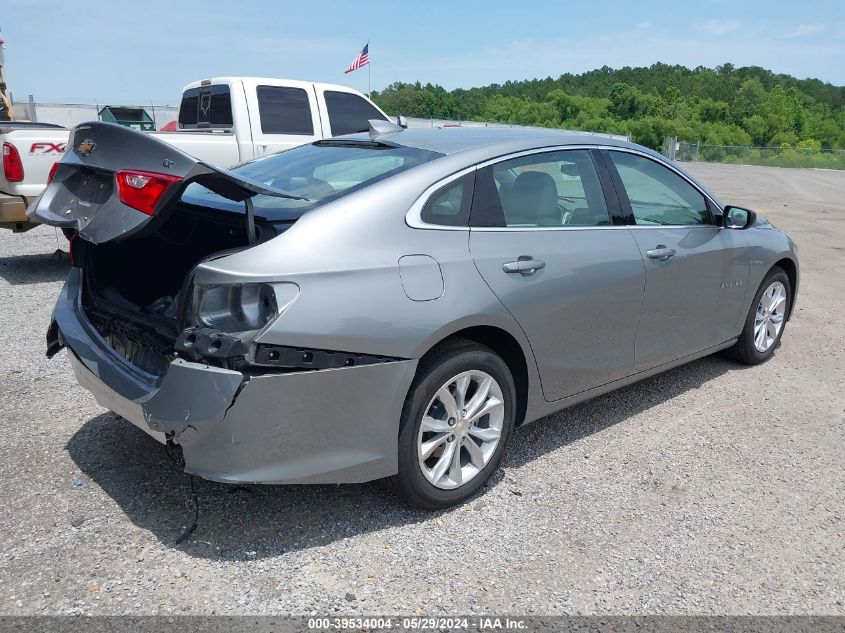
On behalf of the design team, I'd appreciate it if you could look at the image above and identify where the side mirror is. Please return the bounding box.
[723,205,756,230]
[396,115,408,129]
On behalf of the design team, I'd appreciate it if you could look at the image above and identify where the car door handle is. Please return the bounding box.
[503,257,546,275]
[645,245,676,262]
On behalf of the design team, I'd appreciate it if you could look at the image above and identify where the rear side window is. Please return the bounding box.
[325,91,386,136]
[420,174,474,227]
[471,149,610,227]
[257,86,314,135]
[178,85,233,128]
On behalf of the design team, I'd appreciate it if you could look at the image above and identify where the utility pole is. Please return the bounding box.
[0,27,12,120]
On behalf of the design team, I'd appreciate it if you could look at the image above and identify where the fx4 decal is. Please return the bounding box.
[29,142,67,155]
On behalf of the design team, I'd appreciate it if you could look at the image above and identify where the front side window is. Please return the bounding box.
[608,151,712,226]
[325,91,386,136]
[471,150,611,228]
[256,86,314,135]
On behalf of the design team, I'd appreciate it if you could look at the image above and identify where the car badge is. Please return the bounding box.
[77,139,96,156]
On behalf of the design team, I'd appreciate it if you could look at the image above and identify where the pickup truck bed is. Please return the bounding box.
[148,129,240,169]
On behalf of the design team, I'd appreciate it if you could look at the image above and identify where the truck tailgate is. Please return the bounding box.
[0,126,70,198]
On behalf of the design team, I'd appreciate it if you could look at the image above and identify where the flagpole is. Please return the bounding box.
[367,40,371,98]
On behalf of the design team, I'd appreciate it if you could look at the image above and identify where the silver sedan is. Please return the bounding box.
[32,121,799,508]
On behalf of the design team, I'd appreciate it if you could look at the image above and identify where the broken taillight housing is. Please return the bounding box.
[191,282,300,334]
[196,284,280,332]
[2,142,24,182]
[115,169,183,215]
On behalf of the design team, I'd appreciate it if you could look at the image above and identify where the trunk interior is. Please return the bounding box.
[75,203,274,374]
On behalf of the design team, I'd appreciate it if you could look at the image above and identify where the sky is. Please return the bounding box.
[2,0,844,105]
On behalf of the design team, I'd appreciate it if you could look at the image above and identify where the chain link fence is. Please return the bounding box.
[663,137,845,170]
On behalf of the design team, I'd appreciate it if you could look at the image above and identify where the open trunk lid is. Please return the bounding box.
[28,121,300,244]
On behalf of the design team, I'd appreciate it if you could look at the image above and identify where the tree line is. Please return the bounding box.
[371,63,845,151]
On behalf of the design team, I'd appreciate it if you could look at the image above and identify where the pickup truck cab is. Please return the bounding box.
[1,77,390,231]
[152,77,391,166]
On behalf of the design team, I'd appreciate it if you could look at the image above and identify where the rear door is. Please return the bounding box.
[603,150,749,370]
[468,148,646,402]
[242,80,323,157]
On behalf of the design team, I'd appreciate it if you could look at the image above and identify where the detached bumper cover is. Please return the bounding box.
[54,268,418,484]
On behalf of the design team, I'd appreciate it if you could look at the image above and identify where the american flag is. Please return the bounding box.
[344,43,369,74]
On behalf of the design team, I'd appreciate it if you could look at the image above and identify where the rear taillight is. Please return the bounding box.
[115,169,183,215]
[47,162,60,184]
[2,142,24,182]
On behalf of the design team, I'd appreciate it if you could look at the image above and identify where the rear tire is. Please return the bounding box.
[726,267,791,365]
[394,340,516,510]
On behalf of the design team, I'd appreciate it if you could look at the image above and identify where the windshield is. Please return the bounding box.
[180,141,443,219]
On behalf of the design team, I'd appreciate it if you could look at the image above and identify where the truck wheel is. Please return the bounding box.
[394,340,515,509]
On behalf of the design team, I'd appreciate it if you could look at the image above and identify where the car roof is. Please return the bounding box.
[342,126,645,158]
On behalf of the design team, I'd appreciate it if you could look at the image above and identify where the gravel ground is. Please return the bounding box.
[0,163,842,616]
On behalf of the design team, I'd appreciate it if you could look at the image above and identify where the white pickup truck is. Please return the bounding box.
[1,77,390,231]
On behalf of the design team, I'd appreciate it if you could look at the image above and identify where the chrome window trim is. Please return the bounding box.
[405,144,722,232]
[469,225,629,232]
[469,224,719,233]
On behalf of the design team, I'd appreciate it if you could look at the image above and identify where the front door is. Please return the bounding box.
[468,149,646,402]
[603,150,750,370]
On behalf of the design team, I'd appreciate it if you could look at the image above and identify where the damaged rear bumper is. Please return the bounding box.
[54,268,419,484]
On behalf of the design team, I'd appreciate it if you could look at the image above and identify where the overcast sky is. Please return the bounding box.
[2,0,844,105]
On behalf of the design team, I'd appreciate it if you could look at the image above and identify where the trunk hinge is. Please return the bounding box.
[244,197,257,244]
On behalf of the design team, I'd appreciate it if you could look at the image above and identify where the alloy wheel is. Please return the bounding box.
[754,281,787,352]
[416,370,505,490]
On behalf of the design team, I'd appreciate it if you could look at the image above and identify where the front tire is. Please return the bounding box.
[727,267,791,365]
[395,340,516,509]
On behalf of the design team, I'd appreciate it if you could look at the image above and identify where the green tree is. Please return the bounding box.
[608,83,643,119]
[546,89,581,122]
[732,78,767,121]
[370,63,845,153]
